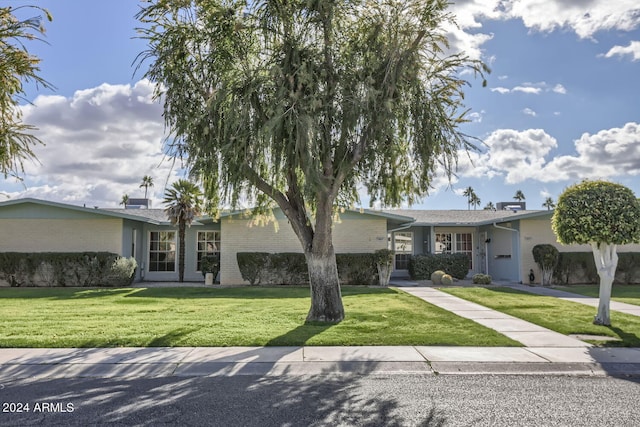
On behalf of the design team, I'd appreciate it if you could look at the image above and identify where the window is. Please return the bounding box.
[149,231,176,272]
[435,233,452,254]
[197,231,221,271]
[436,232,473,269]
[456,233,473,269]
[394,231,413,270]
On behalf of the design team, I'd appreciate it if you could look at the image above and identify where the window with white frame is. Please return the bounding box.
[196,231,220,271]
[435,233,452,254]
[456,233,473,269]
[436,232,473,269]
[149,231,176,272]
[394,231,413,270]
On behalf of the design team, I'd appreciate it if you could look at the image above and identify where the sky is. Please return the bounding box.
[4,0,640,211]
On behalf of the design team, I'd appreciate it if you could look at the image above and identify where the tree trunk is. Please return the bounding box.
[305,250,344,323]
[178,221,186,282]
[591,242,618,326]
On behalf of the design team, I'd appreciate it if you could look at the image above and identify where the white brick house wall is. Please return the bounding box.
[220,213,388,285]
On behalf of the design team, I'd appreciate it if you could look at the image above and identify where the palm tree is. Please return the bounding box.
[163,179,203,282]
[462,186,476,210]
[120,194,129,207]
[542,197,555,210]
[140,175,154,199]
[514,190,526,202]
[484,201,495,211]
[470,193,481,210]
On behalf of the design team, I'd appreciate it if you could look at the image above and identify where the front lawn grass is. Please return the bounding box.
[0,286,519,348]
[556,285,640,307]
[442,287,640,347]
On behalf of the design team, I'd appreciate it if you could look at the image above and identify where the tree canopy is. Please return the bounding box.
[552,180,640,246]
[137,0,487,321]
[0,5,53,179]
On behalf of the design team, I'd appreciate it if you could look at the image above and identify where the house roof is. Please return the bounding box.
[0,198,162,224]
[382,209,552,227]
[102,208,174,224]
[0,198,550,227]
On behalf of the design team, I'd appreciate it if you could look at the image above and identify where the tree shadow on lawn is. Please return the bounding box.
[266,322,334,346]
[126,286,398,300]
[0,287,136,300]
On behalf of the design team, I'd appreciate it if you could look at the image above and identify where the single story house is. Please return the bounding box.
[1,198,638,285]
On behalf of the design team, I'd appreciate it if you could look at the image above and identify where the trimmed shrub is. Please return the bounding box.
[441,274,453,286]
[554,252,640,285]
[472,273,492,285]
[236,252,382,286]
[431,270,446,285]
[236,252,271,285]
[0,252,131,287]
[105,257,138,287]
[554,252,598,285]
[409,253,469,280]
[337,253,377,285]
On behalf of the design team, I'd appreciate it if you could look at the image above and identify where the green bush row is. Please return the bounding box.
[408,253,470,280]
[236,252,382,286]
[553,252,640,285]
[0,252,137,287]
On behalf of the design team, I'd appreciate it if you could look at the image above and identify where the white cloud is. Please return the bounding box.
[447,1,640,65]
[552,84,567,94]
[522,108,537,117]
[513,86,542,94]
[603,40,640,61]
[542,122,640,180]
[457,123,640,185]
[491,81,567,95]
[491,87,511,94]
[12,80,179,208]
[506,1,640,39]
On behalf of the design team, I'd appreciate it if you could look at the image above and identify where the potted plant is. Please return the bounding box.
[201,254,219,285]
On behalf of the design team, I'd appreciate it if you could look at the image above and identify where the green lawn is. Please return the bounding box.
[442,287,640,347]
[0,286,519,348]
[557,285,640,307]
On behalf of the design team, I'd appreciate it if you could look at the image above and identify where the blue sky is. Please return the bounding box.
[5,0,640,210]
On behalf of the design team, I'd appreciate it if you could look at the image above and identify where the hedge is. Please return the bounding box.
[0,252,137,287]
[236,252,380,285]
[408,253,469,280]
[553,252,640,285]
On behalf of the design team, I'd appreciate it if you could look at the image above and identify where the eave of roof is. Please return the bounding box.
[0,198,162,224]
[382,209,552,227]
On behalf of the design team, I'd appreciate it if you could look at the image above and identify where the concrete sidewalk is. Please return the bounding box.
[2,345,640,379]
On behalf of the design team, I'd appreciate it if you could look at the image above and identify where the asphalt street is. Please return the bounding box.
[2,373,640,426]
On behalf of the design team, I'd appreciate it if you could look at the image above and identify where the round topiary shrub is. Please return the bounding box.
[431,270,446,285]
[441,274,453,286]
[472,273,492,285]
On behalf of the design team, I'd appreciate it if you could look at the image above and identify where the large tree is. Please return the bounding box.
[552,180,640,326]
[137,0,487,322]
[0,5,53,179]
[164,179,204,282]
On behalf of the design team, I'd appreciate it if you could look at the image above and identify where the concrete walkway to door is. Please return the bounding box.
[400,287,590,348]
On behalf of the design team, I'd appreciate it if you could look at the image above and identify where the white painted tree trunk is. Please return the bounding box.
[591,242,618,326]
[305,252,344,323]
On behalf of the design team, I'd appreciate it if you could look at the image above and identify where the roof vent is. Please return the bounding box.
[496,202,526,211]
[126,198,152,209]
